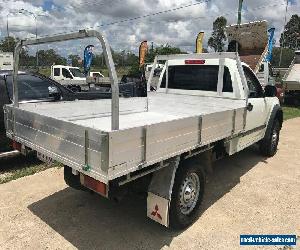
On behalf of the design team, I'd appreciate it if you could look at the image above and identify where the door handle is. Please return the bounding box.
[247,103,253,111]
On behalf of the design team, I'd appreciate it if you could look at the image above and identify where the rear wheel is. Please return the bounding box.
[169,159,205,230]
[64,166,86,191]
[259,119,280,157]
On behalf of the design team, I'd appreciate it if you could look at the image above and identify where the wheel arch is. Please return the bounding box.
[270,104,283,129]
[259,104,282,157]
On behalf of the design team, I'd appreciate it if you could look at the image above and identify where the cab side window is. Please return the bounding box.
[54,68,60,76]
[243,66,263,98]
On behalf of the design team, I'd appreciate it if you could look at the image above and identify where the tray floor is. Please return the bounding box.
[18,93,246,132]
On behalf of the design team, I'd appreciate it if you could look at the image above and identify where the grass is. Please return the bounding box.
[282,106,300,121]
[0,153,63,184]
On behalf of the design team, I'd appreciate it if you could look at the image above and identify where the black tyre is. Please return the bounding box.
[259,119,280,157]
[64,166,86,191]
[169,159,205,230]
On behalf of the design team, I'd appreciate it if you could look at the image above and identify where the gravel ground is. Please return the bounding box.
[0,118,299,250]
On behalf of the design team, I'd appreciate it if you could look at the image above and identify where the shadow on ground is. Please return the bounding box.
[0,153,40,172]
[0,133,12,153]
[28,146,267,249]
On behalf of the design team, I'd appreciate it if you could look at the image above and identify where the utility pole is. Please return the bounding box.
[236,0,243,53]
[237,0,243,25]
[18,9,48,69]
[6,9,47,65]
[6,14,10,49]
[6,14,10,38]
[279,0,289,67]
[18,9,38,68]
[6,12,18,50]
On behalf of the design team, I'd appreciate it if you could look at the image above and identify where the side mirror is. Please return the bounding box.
[48,86,61,100]
[264,85,277,97]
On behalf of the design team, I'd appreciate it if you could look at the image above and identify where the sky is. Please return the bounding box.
[0,0,299,57]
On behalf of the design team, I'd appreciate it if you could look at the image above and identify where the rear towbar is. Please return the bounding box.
[12,29,120,130]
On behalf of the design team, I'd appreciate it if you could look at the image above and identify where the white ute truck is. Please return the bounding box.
[51,65,88,92]
[51,65,109,91]
[4,30,282,229]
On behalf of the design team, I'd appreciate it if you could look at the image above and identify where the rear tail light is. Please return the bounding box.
[81,174,107,197]
[185,59,205,65]
[12,141,22,152]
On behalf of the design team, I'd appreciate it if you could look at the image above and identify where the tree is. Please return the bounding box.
[92,54,105,67]
[0,36,35,67]
[126,52,139,66]
[0,37,18,52]
[20,50,36,67]
[146,44,184,63]
[271,47,294,68]
[208,16,227,52]
[280,14,300,50]
[68,54,81,67]
[38,49,66,66]
[0,37,67,67]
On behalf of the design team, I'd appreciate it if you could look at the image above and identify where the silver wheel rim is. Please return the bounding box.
[271,128,278,148]
[179,172,200,215]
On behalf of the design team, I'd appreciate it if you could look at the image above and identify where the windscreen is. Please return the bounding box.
[6,74,54,101]
[160,65,233,92]
[69,68,85,77]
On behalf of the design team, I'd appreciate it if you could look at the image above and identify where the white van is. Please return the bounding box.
[0,52,13,71]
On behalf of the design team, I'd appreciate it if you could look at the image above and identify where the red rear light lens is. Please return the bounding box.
[12,141,22,151]
[185,59,205,65]
[83,174,107,197]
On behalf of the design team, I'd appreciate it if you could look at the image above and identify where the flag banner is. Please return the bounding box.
[266,28,275,62]
[196,32,204,53]
[139,41,148,68]
[83,45,94,76]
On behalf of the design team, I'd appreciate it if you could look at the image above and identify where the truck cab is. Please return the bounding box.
[51,65,86,81]
[50,65,88,92]
[155,57,279,148]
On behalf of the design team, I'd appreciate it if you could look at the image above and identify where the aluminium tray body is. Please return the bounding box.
[4,93,246,183]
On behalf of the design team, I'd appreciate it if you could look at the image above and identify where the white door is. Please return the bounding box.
[240,66,269,147]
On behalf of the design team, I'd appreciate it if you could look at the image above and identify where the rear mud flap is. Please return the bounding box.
[147,156,180,227]
[147,193,170,226]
